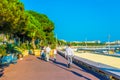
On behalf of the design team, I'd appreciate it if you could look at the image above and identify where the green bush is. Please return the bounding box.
[0,45,7,57]
[20,43,28,49]
[6,43,15,53]
[0,38,3,42]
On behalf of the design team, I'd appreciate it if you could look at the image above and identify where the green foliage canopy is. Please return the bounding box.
[0,0,27,33]
[0,0,56,47]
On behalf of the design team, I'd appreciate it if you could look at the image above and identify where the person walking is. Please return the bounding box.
[45,45,51,62]
[65,44,74,68]
[40,46,46,60]
[53,47,57,62]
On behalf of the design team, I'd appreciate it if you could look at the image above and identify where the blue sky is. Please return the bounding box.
[21,0,120,42]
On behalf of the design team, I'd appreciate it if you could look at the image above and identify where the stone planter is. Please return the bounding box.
[22,50,29,57]
[34,50,40,57]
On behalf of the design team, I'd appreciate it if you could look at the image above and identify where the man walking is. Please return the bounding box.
[65,44,74,68]
[45,45,51,61]
[53,47,57,62]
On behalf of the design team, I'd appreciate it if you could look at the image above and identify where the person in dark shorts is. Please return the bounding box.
[40,46,46,60]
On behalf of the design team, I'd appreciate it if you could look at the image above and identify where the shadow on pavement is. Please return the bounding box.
[37,55,106,80]
[0,67,4,77]
[49,59,72,72]
[37,57,41,60]
[74,62,107,80]
[49,59,91,80]
[70,70,91,80]
[71,65,85,71]
[50,59,67,68]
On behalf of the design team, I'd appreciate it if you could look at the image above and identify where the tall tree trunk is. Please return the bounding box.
[32,38,36,54]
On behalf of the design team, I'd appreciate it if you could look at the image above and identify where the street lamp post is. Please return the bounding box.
[56,34,57,47]
[108,34,111,54]
[85,37,87,48]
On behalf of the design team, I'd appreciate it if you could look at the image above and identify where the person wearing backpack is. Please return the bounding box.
[40,46,46,60]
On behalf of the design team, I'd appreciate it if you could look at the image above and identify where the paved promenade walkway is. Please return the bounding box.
[0,54,101,80]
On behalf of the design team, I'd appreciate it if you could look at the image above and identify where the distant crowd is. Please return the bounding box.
[40,45,57,62]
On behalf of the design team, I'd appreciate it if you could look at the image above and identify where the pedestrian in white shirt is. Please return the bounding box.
[65,44,74,68]
[45,45,51,61]
[53,47,57,62]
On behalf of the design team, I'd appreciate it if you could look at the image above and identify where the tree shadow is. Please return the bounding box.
[70,70,91,80]
[49,59,91,80]
[49,59,85,72]
[0,68,4,77]
[57,54,107,80]
[49,60,70,72]
[71,65,85,71]
[50,59,67,68]
[73,62,107,80]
